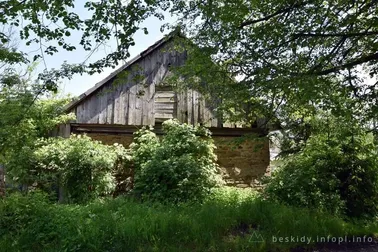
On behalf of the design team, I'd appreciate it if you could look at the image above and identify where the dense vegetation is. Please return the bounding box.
[265,116,378,219]
[32,135,130,203]
[1,0,378,251]
[131,120,222,203]
[1,189,376,252]
[1,115,378,251]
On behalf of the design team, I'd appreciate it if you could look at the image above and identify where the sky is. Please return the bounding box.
[17,4,175,97]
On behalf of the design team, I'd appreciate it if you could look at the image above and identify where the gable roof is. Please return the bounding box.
[64,32,183,112]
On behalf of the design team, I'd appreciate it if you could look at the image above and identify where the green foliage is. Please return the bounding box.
[32,135,131,203]
[2,96,75,186]
[265,119,378,219]
[3,0,377,120]
[0,0,168,89]
[130,126,160,168]
[0,189,376,252]
[131,119,222,203]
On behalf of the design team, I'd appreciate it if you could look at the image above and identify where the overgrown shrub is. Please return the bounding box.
[131,119,222,203]
[2,97,75,188]
[265,124,378,219]
[32,135,131,203]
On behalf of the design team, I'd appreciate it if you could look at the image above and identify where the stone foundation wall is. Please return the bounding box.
[85,133,270,187]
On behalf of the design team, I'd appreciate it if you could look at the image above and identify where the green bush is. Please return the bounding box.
[131,119,222,203]
[32,134,131,203]
[265,124,378,219]
[2,97,76,188]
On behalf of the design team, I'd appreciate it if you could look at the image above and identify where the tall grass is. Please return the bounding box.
[0,188,376,252]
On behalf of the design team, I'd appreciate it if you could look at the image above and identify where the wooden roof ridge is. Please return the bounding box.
[64,30,185,112]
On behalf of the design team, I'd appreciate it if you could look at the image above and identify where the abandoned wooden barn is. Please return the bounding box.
[62,34,270,187]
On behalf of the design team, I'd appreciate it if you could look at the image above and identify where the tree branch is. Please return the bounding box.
[293,31,378,38]
[239,2,305,28]
[312,52,378,75]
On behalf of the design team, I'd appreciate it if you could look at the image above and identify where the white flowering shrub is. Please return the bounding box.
[131,119,222,203]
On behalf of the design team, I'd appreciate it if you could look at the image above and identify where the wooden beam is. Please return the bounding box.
[70,123,266,137]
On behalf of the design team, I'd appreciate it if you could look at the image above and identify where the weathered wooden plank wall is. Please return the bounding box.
[72,42,224,127]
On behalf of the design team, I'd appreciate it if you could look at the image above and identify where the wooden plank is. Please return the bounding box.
[113,84,121,124]
[193,90,199,126]
[161,47,168,68]
[63,124,71,137]
[148,79,155,125]
[178,91,188,123]
[155,91,176,98]
[204,105,211,127]
[77,103,84,123]
[187,89,193,124]
[217,112,223,128]
[198,93,206,126]
[123,88,129,125]
[75,104,82,123]
[141,55,149,126]
[155,97,175,103]
[143,54,152,76]
[71,123,265,136]
[89,95,99,123]
[156,50,164,87]
[117,89,125,125]
[98,89,107,124]
[142,83,148,125]
[82,100,89,123]
[128,83,136,125]
[84,97,91,123]
[94,94,100,123]
[155,85,174,92]
[154,90,176,123]
[202,99,213,127]
[150,52,160,125]
[176,92,182,122]
[155,91,175,103]
[209,103,218,127]
[85,98,92,123]
[155,102,175,110]
[155,113,175,119]
[106,90,114,124]
[135,84,142,125]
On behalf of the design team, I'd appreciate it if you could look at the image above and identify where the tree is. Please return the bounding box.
[170,1,378,129]
[1,1,377,132]
[0,0,170,91]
